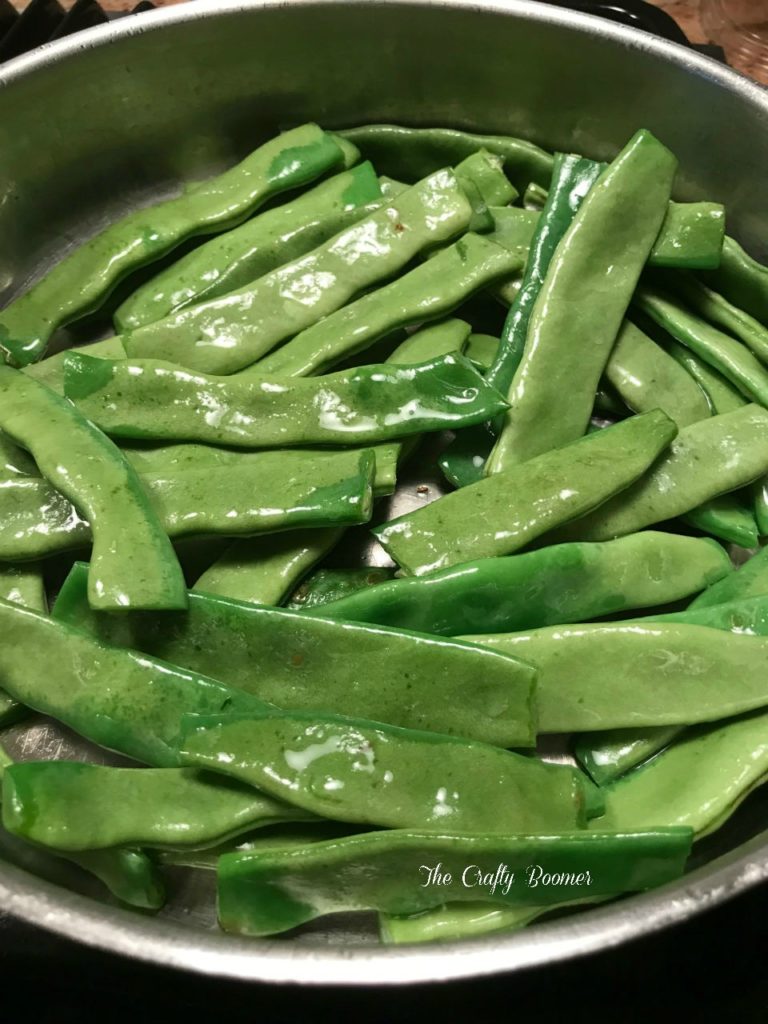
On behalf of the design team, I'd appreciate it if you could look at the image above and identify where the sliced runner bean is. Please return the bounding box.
[193,528,344,606]
[115,162,382,330]
[0,563,45,726]
[288,567,396,610]
[217,829,691,936]
[685,495,758,548]
[675,273,768,364]
[375,410,676,575]
[699,235,768,326]
[595,708,768,838]
[54,566,537,747]
[487,130,676,474]
[638,286,768,406]
[0,366,186,610]
[339,124,553,192]
[463,621,768,732]
[123,168,475,374]
[649,202,725,269]
[0,598,268,766]
[65,352,507,447]
[23,336,126,395]
[251,234,522,377]
[690,544,768,608]
[576,728,684,786]
[553,405,768,543]
[2,762,313,852]
[312,533,730,635]
[0,124,350,367]
[179,710,585,831]
[605,320,710,427]
[665,336,746,413]
[0,448,375,559]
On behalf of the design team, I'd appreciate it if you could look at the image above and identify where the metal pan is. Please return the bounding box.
[1,0,768,985]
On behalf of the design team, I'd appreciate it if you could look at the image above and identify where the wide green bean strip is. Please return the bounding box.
[115,163,382,331]
[595,708,768,839]
[192,528,344,606]
[0,124,350,367]
[340,124,552,192]
[700,235,768,325]
[0,431,37,478]
[690,544,768,608]
[455,150,517,217]
[685,495,758,548]
[54,566,537,747]
[649,202,725,269]
[65,352,506,447]
[463,622,768,733]
[376,410,676,575]
[0,564,45,726]
[487,130,676,474]
[312,533,730,635]
[2,762,313,852]
[287,567,397,610]
[158,824,357,870]
[0,449,375,559]
[187,321,468,604]
[0,598,268,766]
[179,710,585,831]
[638,286,768,406]
[554,405,768,543]
[0,366,186,610]
[23,336,126,395]
[576,728,682,787]
[605,320,710,427]
[664,336,746,413]
[675,274,768,363]
[0,745,165,909]
[124,168,474,374]
[440,156,604,489]
[217,828,691,937]
[380,903,558,944]
[250,234,521,378]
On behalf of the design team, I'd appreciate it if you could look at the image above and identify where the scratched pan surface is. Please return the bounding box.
[3,0,768,985]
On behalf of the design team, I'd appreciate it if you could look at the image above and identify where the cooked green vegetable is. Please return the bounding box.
[64,352,508,448]
[287,567,396,610]
[123,168,475,373]
[53,565,537,747]
[0,365,186,610]
[376,410,676,575]
[0,124,351,366]
[217,828,692,936]
[179,710,586,831]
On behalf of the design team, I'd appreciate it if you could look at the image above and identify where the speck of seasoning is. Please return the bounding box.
[416,484,429,494]
[290,653,304,667]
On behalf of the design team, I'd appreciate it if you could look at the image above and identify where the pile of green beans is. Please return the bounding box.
[4,121,768,945]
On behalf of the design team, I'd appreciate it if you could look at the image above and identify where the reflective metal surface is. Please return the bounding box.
[1,0,768,985]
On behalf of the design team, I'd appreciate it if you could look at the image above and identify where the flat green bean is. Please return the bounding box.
[0,124,350,367]
[54,566,538,747]
[699,235,768,325]
[0,366,186,610]
[463,621,768,732]
[65,352,507,448]
[375,410,676,575]
[675,273,768,363]
[115,162,382,330]
[124,168,474,374]
[553,405,768,543]
[179,710,585,831]
[690,544,768,608]
[487,130,676,473]
[287,567,396,610]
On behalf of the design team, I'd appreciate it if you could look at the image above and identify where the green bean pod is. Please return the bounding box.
[376,410,677,575]
[0,563,45,726]
[684,494,758,548]
[287,567,396,610]
[53,566,537,747]
[575,728,684,787]
[699,235,768,326]
[311,533,730,635]
[649,202,725,269]
[0,598,269,767]
[0,449,375,560]
[65,352,507,448]
[554,405,768,544]
[690,543,768,608]
[339,124,552,192]
[115,162,383,331]
[638,286,768,406]
[0,124,350,367]
[674,273,768,364]
[217,828,692,937]
[487,130,676,474]
[179,710,585,831]
[2,762,313,852]
[0,366,186,610]
[250,234,522,378]
[464,621,768,732]
[594,708,768,839]
[124,168,475,374]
